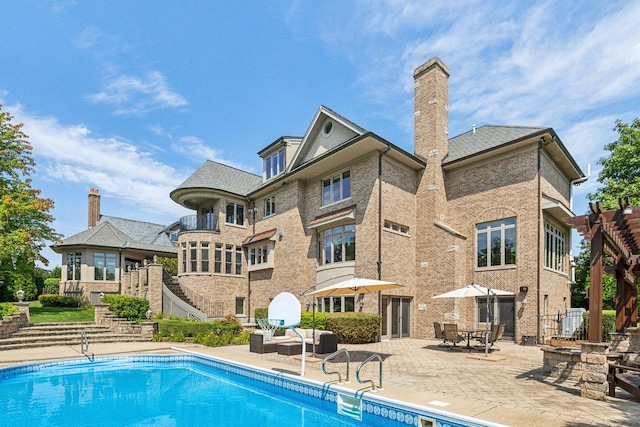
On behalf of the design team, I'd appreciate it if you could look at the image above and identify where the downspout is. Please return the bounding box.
[377,145,391,329]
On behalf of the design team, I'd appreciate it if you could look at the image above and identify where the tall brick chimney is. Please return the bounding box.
[88,188,101,228]
[413,57,450,223]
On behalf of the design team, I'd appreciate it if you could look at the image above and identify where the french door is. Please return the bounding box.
[381,297,412,339]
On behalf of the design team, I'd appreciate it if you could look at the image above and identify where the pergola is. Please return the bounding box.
[564,198,640,342]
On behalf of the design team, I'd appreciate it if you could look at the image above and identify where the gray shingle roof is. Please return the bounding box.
[446,125,547,164]
[53,217,177,254]
[173,160,262,196]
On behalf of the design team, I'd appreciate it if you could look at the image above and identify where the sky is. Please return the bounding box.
[2,1,639,268]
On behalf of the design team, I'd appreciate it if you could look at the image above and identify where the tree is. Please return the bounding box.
[573,118,640,308]
[0,106,60,301]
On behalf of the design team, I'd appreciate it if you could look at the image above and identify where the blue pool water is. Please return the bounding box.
[0,353,498,427]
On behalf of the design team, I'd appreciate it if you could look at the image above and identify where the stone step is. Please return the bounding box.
[11,326,112,338]
[0,333,147,351]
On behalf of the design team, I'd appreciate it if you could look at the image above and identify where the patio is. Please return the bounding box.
[2,339,638,426]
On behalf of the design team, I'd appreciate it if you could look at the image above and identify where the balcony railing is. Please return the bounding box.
[179,213,218,232]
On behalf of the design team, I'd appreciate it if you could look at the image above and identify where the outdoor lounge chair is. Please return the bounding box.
[442,323,464,350]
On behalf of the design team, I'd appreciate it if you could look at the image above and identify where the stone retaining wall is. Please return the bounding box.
[94,303,157,340]
[542,347,582,380]
[0,303,30,338]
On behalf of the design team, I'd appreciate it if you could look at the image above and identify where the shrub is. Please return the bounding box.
[300,311,328,330]
[193,330,251,346]
[38,295,83,308]
[254,307,268,320]
[103,295,149,321]
[326,312,381,344]
[583,310,616,342]
[155,319,240,340]
[0,303,19,318]
[43,278,61,295]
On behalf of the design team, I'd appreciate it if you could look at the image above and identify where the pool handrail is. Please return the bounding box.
[322,348,350,384]
[355,353,383,392]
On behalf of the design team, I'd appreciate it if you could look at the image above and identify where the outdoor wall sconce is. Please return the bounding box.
[521,297,528,308]
[16,289,25,302]
[519,286,529,293]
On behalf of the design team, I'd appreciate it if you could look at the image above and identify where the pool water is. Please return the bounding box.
[0,354,498,427]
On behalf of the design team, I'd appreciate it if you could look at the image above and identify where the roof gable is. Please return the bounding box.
[289,106,367,170]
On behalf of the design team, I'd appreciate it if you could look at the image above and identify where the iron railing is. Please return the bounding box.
[179,213,217,232]
[539,308,587,346]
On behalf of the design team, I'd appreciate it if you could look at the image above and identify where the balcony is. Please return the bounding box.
[179,213,218,232]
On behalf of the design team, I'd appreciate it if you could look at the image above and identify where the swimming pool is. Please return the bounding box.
[0,351,502,427]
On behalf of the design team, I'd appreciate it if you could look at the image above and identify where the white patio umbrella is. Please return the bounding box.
[432,283,514,356]
[303,277,403,356]
[307,277,402,296]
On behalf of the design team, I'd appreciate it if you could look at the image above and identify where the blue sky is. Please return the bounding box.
[2,1,639,268]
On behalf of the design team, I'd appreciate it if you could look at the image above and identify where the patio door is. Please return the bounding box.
[477,297,515,339]
[381,297,411,339]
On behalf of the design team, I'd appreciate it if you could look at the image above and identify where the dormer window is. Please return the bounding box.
[265,149,285,180]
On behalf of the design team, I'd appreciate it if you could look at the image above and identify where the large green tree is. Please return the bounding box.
[0,106,60,301]
[573,118,640,309]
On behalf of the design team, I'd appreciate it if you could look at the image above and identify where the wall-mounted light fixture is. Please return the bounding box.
[521,297,528,308]
[519,286,529,293]
[278,230,284,240]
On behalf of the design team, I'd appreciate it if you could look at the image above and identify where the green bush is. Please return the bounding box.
[155,319,241,340]
[43,278,60,295]
[583,310,616,342]
[0,303,19,318]
[103,295,149,321]
[300,311,329,330]
[38,295,83,308]
[193,330,251,346]
[254,307,268,320]
[325,312,381,344]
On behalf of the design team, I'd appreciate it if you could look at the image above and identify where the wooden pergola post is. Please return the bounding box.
[588,212,604,343]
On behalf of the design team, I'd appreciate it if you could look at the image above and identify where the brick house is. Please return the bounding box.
[52,189,179,303]
[169,57,585,342]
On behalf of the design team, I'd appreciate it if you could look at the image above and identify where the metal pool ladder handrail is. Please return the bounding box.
[322,348,350,384]
[81,329,89,354]
[355,353,383,392]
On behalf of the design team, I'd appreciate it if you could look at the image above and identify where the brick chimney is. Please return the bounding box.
[88,188,101,228]
[413,57,450,223]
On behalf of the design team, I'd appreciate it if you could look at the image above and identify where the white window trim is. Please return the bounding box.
[475,218,517,269]
[247,241,275,272]
[321,170,351,207]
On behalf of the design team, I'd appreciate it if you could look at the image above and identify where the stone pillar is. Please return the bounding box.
[609,332,630,353]
[94,303,110,325]
[138,266,148,299]
[580,342,609,400]
[625,327,640,352]
[148,263,163,315]
[131,269,140,298]
[121,271,132,295]
[14,302,31,324]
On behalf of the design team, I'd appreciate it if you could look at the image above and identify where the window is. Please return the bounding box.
[249,245,268,266]
[545,222,566,272]
[235,247,242,275]
[181,243,187,273]
[214,243,223,273]
[322,171,350,206]
[66,252,81,280]
[265,149,285,180]
[322,296,355,313]
[189,242,197,272]
[225,245,233,273]
[476,218,516,268]
[94,252,116,281]
[235,297,245,316]
[264,196,275,217]
[201,242,210,273]
[226,202,245,226]
[384,220,410,235]
[320,224,355,265]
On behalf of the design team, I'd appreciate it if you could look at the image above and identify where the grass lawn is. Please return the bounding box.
[29,301,95,323]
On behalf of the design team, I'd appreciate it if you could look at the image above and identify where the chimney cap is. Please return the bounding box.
[89,188,100,195]
[413,57,450,79]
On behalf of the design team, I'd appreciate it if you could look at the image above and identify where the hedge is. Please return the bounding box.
[583,310,616,342]
[38,295,83,308]
[325,312,381,344]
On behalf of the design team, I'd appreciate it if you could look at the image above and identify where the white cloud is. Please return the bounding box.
[6,102,189,218]
[170,136,255,172]
[89,71,188,116]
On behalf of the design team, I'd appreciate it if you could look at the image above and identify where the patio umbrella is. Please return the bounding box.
[432,283,514,356]
[307,277,402,296]
[303,277,403,356]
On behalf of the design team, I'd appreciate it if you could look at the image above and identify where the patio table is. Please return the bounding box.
[459,329,488,349]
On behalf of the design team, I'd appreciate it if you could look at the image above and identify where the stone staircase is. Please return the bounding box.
[0,322,149,351]
[166,284,195,307]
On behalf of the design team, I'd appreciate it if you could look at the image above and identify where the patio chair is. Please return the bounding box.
[475,323,505,351]
[433,322,445,346]
[442,323,464,350]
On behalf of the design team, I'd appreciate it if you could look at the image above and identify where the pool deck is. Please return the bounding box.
[1,339,639,426]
